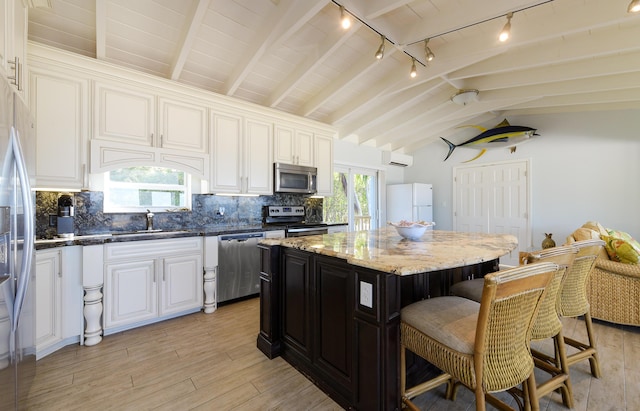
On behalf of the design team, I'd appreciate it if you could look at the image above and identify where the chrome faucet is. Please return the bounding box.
[146,209,154,231]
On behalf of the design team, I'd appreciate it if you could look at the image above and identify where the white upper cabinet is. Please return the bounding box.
[209,109,273,195]
[274,124,313,167]
[30,66,89,190]
[209,110,242,192]
[94,82,208,153]
[1,0,27,98]
[244,118,273,194]
[314,133,334,196]
[94,82,155,146]
[158,97,207,152]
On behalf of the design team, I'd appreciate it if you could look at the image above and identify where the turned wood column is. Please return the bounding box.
[82,245,103,346]
[203,266,216,314]
[83,284,102,346]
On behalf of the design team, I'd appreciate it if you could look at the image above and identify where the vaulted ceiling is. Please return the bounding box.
[27,0,640,154]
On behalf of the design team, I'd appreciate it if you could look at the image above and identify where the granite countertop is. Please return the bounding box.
[259,227,518,276]
[35,225,284,250]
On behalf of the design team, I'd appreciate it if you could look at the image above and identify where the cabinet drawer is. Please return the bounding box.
[105,237,202,261]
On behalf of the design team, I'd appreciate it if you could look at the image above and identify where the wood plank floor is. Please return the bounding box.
[25,297,640,410]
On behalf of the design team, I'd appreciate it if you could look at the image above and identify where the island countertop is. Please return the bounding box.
[260,227,518,275]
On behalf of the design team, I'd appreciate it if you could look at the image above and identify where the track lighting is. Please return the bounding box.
[410,58,417,78]
[424,39,435,62]
[340,6,351,29]
[375,35,385,60]
[499,12,513,42]
[629,0,640,13]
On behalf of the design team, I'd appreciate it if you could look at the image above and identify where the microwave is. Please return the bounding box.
[274,162,317,194]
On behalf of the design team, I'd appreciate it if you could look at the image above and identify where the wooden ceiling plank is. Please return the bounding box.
[95,0,106,59]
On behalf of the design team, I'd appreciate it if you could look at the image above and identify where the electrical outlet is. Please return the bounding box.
[360,281,373,308]
[49,214,57,227]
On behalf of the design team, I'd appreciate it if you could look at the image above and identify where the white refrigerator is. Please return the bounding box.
[386,183,433,223]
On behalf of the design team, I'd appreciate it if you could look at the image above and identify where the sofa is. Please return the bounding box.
[566,221,640,326]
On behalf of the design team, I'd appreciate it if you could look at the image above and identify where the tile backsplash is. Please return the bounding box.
[36,191,323,239]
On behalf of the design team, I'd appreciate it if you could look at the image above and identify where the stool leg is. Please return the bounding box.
[584,312,601,378]
[400,346,407,399]
[554,329,574,408]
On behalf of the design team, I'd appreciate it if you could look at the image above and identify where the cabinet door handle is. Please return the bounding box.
[160,134,163,147]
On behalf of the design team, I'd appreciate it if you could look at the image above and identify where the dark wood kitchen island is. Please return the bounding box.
[257,227,518,410]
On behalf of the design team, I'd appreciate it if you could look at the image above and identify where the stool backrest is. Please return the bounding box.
[524,245,578,340]
[476,262,558,392]
[558,239,605,317]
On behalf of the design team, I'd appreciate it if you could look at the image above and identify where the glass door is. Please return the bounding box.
[323,166,378,231]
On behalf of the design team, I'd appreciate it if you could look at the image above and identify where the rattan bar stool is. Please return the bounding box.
[522,245,578,409]
[400,262,559,411]
[558,239,605,378]
[451,245,579,409]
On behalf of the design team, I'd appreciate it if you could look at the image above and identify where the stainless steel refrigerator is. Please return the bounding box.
[386,183,433,223]
[0,73,36,409]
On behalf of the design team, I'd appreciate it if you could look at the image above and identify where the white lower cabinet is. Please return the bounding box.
[35,247,83,359]
[104,237,203,333]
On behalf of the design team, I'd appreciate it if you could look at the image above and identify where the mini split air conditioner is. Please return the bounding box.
[382,151,413,167]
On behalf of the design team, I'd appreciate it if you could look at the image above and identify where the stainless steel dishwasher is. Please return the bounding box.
[217,232,265,304]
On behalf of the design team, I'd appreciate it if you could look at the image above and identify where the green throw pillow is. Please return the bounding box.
[602,235,640,264]
[606,229,640,254]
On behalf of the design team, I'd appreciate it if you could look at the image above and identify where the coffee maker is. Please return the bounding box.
[56,194,75,238]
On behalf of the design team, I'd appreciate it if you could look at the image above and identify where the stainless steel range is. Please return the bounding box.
[263,206,328,237]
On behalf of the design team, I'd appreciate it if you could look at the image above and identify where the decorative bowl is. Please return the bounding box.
[388,221,435,240]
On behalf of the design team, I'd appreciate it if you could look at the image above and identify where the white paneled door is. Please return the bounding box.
[453,160,530,267]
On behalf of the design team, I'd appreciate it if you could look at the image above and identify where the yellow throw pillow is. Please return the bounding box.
[602,235,640,264]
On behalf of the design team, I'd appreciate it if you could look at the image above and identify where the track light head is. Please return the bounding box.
[499,12,513,42]
[629,0,640,13]
[410,58,417,78]
[424,39,435,62]
[375,35,385,60]
[340,6,351,29]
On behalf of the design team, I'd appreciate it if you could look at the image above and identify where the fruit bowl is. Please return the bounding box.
[388,221,435,240]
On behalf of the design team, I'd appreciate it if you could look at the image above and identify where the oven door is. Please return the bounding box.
[286,227,328,237]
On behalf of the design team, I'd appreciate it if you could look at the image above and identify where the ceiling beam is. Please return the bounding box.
[299,42,398,117]
[265,21,361,108]
[449,22,640,81]
[357,87,454,145]
[338,78,444,138]
[223,0,329,96]
[170,0,211,81]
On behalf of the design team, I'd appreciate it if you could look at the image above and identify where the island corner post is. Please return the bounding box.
[257,229,515,410]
